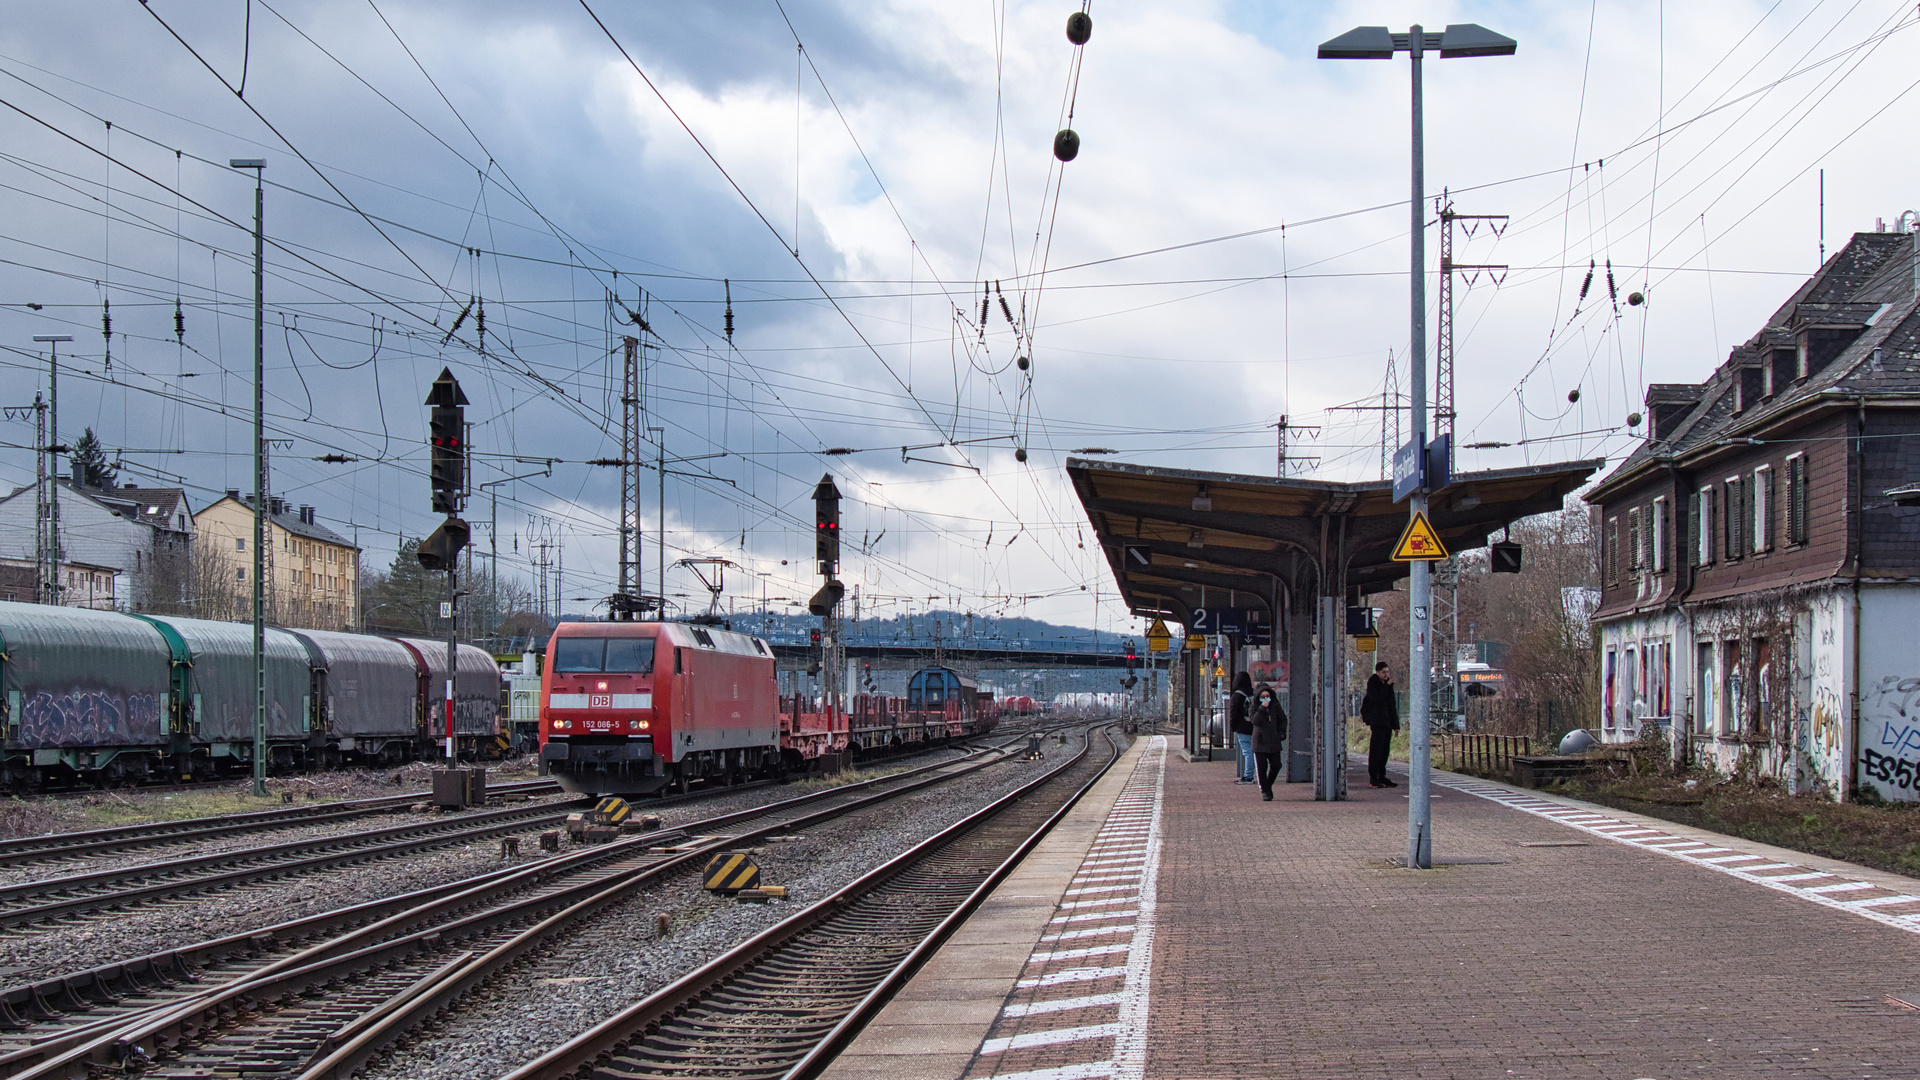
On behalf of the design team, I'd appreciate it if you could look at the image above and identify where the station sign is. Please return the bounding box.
[1186,607,1272,645]
[1392,436,1424,503]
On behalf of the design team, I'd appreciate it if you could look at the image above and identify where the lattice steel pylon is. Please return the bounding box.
[618,334,640,599]
[1430,554,1461,732]
[1432,194,1505,732]
[1435,193,1508,473]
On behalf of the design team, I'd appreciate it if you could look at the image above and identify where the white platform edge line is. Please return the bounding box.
[1433,771,1920,935]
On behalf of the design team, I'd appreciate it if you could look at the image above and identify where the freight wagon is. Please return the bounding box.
[0,601,501,790]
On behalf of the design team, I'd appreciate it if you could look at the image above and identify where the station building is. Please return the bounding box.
[1585,227,1920,800]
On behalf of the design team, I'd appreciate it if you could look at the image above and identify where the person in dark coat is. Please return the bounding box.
[1360,661,1400,788]
[1229,671,1255,784]
[1248,684,1286,801]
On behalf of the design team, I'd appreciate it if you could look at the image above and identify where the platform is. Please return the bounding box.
[825,739,1920,1080]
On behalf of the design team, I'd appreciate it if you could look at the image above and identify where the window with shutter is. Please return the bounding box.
[1722,479,1741,559]
[1688,492,1702,567]
[1606,517,1620,583]
[1627,508,1641,573]
[1786,455,1808,544]
[1701,488,1716,566]
[1753,465,1773,552]
[1653,496,1669,572]
[1742,477,1755,557]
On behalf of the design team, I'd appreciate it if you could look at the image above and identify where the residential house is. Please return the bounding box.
[0,480,193,609]
[194,493,360,630]
[1585,227,1920,801]
[0,556,117,608]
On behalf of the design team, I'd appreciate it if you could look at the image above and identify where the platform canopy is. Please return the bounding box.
[1066,456,1603,623]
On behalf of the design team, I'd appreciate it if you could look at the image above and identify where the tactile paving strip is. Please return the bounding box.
[962,736,1168,1080]
[1435,771,1920,933]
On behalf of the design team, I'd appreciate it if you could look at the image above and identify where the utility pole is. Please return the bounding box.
[649,426,666,617]
[32,338,72,606]
[227,156,269,795]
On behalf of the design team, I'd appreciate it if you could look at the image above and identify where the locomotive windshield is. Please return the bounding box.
[552,636,656,674]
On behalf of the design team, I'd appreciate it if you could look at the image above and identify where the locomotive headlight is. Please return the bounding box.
[635,719,649,731]
[596,681,608,691]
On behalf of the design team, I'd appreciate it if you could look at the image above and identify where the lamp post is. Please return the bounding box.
[229,157,268,796]
[1318,23,1514,870]
[32,335,72,606]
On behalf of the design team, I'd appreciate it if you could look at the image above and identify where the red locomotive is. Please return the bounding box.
[539,621,782,794]
[541,621,1001,796]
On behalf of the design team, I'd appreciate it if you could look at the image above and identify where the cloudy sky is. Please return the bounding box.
[2,0,1915,632]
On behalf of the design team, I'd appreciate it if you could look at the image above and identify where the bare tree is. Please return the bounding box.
[1463,506,1598,732]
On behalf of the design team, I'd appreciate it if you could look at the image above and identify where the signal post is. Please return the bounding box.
[809,476,845,714]
[420,367,471,761]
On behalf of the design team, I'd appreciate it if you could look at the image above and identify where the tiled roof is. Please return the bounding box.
[93,486,191,529]
[1590,231,1920,499]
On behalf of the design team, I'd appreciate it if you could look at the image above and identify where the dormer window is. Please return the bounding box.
[1735,366,1764,412]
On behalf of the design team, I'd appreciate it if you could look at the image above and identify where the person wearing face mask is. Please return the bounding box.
[1247,684,1287,801]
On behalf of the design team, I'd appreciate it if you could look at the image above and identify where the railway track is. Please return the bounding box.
[0,796,599,931]
[0,780,562,868]
[0,736,1036,1079]
[502,723,1123,1080]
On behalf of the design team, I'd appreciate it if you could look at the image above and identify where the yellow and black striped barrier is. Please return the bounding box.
[702,852,762,894]
[588,796,631,827]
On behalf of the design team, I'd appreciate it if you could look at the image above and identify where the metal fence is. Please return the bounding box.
[1438,733,1531,776]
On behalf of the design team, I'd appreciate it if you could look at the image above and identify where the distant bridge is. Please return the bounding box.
[768,643,1139,671]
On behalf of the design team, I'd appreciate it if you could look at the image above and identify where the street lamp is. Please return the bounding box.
[229,156,268,796]
[1318,22,1514,870]
[32,335,72,606]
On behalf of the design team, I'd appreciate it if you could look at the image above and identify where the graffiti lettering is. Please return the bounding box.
[16,690,163,749]
[1863,748,1920,791]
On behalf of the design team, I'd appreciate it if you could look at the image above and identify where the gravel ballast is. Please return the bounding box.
[0,750,984,991]
[359,741,1093,1080]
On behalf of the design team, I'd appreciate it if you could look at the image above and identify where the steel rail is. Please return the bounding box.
[0,799,600,929]
[499,725,1123,1080]
[0,780,562,867]
[0,737,1032,1079]
[291,742,1030,1080]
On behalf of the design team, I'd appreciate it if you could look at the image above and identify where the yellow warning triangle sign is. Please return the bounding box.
[1391,510,1449,561]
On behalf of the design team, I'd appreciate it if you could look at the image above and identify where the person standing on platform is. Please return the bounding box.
[1229,671,1255,784]
[1249,684,1286,801]
[1361,661,1400,788]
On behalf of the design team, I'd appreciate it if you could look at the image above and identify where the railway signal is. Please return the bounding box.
[416,517,470,571]
[1490,539,1523,573]
[426,368,468,515]
[423,368,470,762]
[813,474,841,574]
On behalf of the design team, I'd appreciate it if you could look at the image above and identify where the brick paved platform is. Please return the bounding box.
[828,742,1920,1080]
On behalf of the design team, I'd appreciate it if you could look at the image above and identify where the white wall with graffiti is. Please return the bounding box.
[1595,583,1920,802]
[1803,591,1850,798]
[1853,586,1920,801]
[1597,612,1684,744]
